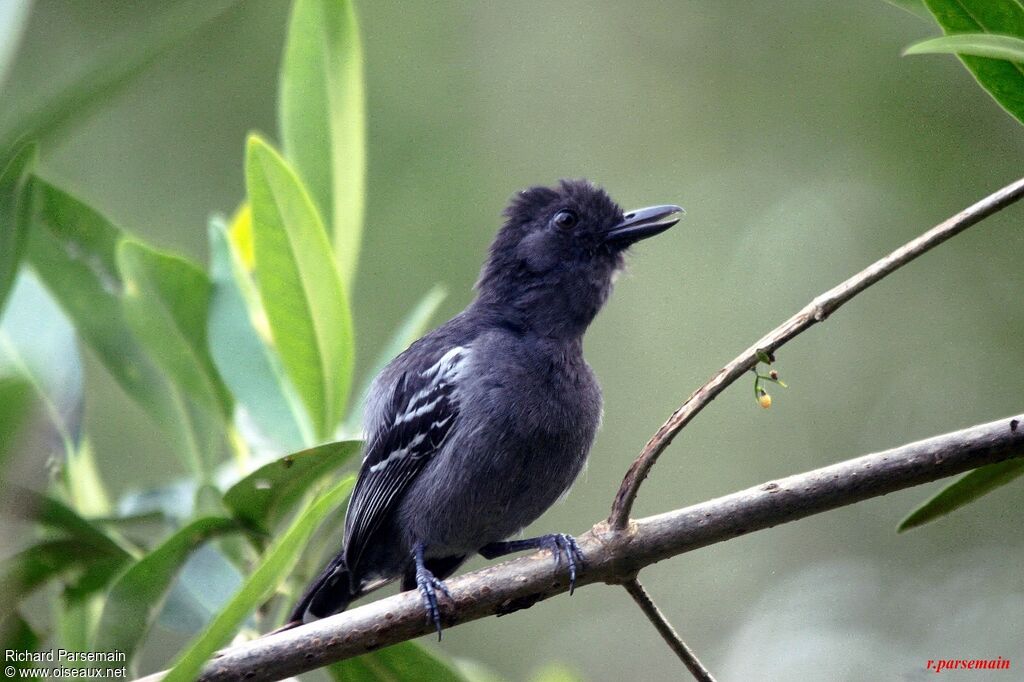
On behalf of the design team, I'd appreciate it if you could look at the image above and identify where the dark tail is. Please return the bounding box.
[279,553,356,631]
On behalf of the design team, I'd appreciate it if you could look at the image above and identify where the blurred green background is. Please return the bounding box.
[3,1,1023,680]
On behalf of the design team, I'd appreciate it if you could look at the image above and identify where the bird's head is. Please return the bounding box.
[473,179,683,339]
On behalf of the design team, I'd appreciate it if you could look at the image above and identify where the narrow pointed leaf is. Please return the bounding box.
[94,516,240,667]
[208,217,308,452]
[0,539,114,607]
[905,33,1024,62]
[7,488,129,558]
[246,135,354,440]
[118,239,232,417]
[280,0,366,285]
[345,285,446,433]
[899,459,1024,531]
[0,142,36,317]
[224,440,360,534]
[26,180,219,467]
[27,180,170,412]
[328,641,469,682]
[164,475,355,682]
[921,0,1024,125]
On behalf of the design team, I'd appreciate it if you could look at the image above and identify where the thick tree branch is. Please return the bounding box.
[608,176,1024,529]
[136,414,1024,681]
[623,578,716,681]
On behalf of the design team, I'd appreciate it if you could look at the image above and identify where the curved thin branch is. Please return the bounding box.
[623,578,716,681]
[608,176,1024,529]
[135,414,1024,681]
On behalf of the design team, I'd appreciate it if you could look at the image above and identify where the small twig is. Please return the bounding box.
[134,414,1024,681]
[608,176,1024,529]
[622,578,716,682]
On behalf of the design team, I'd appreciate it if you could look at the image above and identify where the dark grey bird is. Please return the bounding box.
[286,179,682,637]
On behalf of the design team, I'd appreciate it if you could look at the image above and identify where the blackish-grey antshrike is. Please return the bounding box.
[286,179,683,637]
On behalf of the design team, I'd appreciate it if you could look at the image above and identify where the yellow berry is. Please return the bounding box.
[758,392,772,409]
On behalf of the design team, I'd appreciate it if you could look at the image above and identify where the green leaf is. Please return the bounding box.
[27,180,170,415]
[27,180,221,470]
[224,440,360,534]
[6,488,129,606]
[117,239,230,478]
[7,488,130,558]
[0,141,36,317]
[905,33,1024,62]
[94,517,240,669]
[208,216,309,451]
[279,0,366,286]
[63,553,130,602]
[920,0,1024,125]
[328,642,469,682]
[0,376,31,467]
[0,0,241,151]
[246,135,354,440]
[164,474,355,682]
[898,458,1024,531]
[0,539,115,607]
[345,285,446,433]
[118,239,231,417]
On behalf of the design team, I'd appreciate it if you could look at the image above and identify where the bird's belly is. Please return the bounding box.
[397,426,591,555]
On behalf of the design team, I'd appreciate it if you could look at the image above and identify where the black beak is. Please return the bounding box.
[604,204,684,248]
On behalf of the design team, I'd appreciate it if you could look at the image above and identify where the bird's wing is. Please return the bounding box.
[343,345,470,575]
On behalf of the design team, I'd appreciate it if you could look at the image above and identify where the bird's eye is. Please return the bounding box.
[552,210,578,231]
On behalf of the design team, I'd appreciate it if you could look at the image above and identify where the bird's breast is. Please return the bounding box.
[398,336,601,553]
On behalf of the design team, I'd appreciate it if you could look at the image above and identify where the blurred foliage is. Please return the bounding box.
[899,457,1024,532]
[165,476,355,682]
[280,0,366,287]
[0,142,35,316]
[906,33,1024,63]
[916,0,1024,124]
[0,0,1021,680]
[0,0,465,678]
[0,376,31,465]
[246,134,355,441]
[894,0,1024,527]
[0,0,240,153]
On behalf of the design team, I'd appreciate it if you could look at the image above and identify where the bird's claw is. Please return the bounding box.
[415,565,451,640]
[542,533,585,595]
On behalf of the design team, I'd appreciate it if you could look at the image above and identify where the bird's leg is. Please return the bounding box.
[412,541,452,640]
[479,533,585,594]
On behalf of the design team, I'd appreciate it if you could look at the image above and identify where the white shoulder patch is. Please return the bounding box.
[362,346,471,465]
[423,345,470,381]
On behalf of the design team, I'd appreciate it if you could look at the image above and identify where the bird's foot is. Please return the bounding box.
[413,543,451,640]
[541,533,584,594]
[479,532,585,594]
